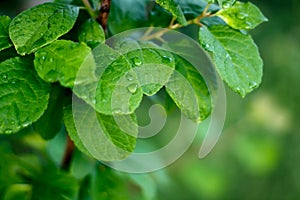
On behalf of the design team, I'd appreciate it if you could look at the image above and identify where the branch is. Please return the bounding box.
[141,3,212,41]
[97,0,111,32]
[60,134,75,171]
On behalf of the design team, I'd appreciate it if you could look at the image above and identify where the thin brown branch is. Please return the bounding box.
[60,135,75,171]
[97,0,111,32]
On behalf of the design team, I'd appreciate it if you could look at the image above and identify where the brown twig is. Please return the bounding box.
[97,0,111,32]
[60,135,75,171]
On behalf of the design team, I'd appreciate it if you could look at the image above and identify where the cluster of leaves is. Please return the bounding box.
[0,0,267,198]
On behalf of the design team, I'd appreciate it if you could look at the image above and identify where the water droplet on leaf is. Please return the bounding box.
[237,12,248,20]
[131,57,142,66]
[162,55,172,63]
[236,87,246,98]
[249,81,258,89]
[21,121,31,128]
[113,109,122,114]
[126,73,134,81]
[127,84,138,93]
[4,129,12,134]
[2,74,8,81]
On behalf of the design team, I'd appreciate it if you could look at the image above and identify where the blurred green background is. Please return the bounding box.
[0,0,299,199]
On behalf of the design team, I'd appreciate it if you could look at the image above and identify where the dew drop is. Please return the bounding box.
[205,44,210,49]
[237,13,248,20]
[2,74,8,81]
[127,84,138,93]
[126,73,134,81]
[162,55,173,63]
[10,121,15,125]
[101,99,108,103]
[21,121,31,128]
[113,109,122,114]
[222,2,231,8]
[249,81,258,89]
[236,87,246,98]
[240,30,248,35]
[131,57,142,66]
[4,129,13,134]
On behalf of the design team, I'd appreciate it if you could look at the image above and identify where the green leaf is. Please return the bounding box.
[34,84,65,140]
[34,40,91,88]
[92,166,131,200]
[74,41,175,115]
[108,0,152,34]
[0,57,50,134]
[3,184,32,200]
[78,19,105,49]
[0,16,13,52]
[117,40,175,96]
[30,168,79,200]
[9,2,79,55]
[166,56,211,122]
[156,0,188,25]
[68,98,138,161]
[199,25,263,97]
[217,1,268,30]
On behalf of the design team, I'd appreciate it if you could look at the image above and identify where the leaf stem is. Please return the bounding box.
[141,3,213,41]
[82,0,96,18]
[97,0,111,32]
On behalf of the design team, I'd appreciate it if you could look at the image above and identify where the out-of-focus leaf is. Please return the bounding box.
[0,16,13,52]
[34,84,65,140]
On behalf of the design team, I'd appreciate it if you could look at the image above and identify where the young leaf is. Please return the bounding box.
[9,2,79,55]
[0,57,50,134]
[156,0,188,25]
[78,19,105,49]
[166,56,211,122]
[34,40,91,88]
[34,84,65,140]
[199,25,263,97]
[0,16,13,52]
[217,1,268,30]
[66,98,138,161]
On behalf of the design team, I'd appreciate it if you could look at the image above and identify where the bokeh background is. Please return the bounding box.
[0,0,299,199]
